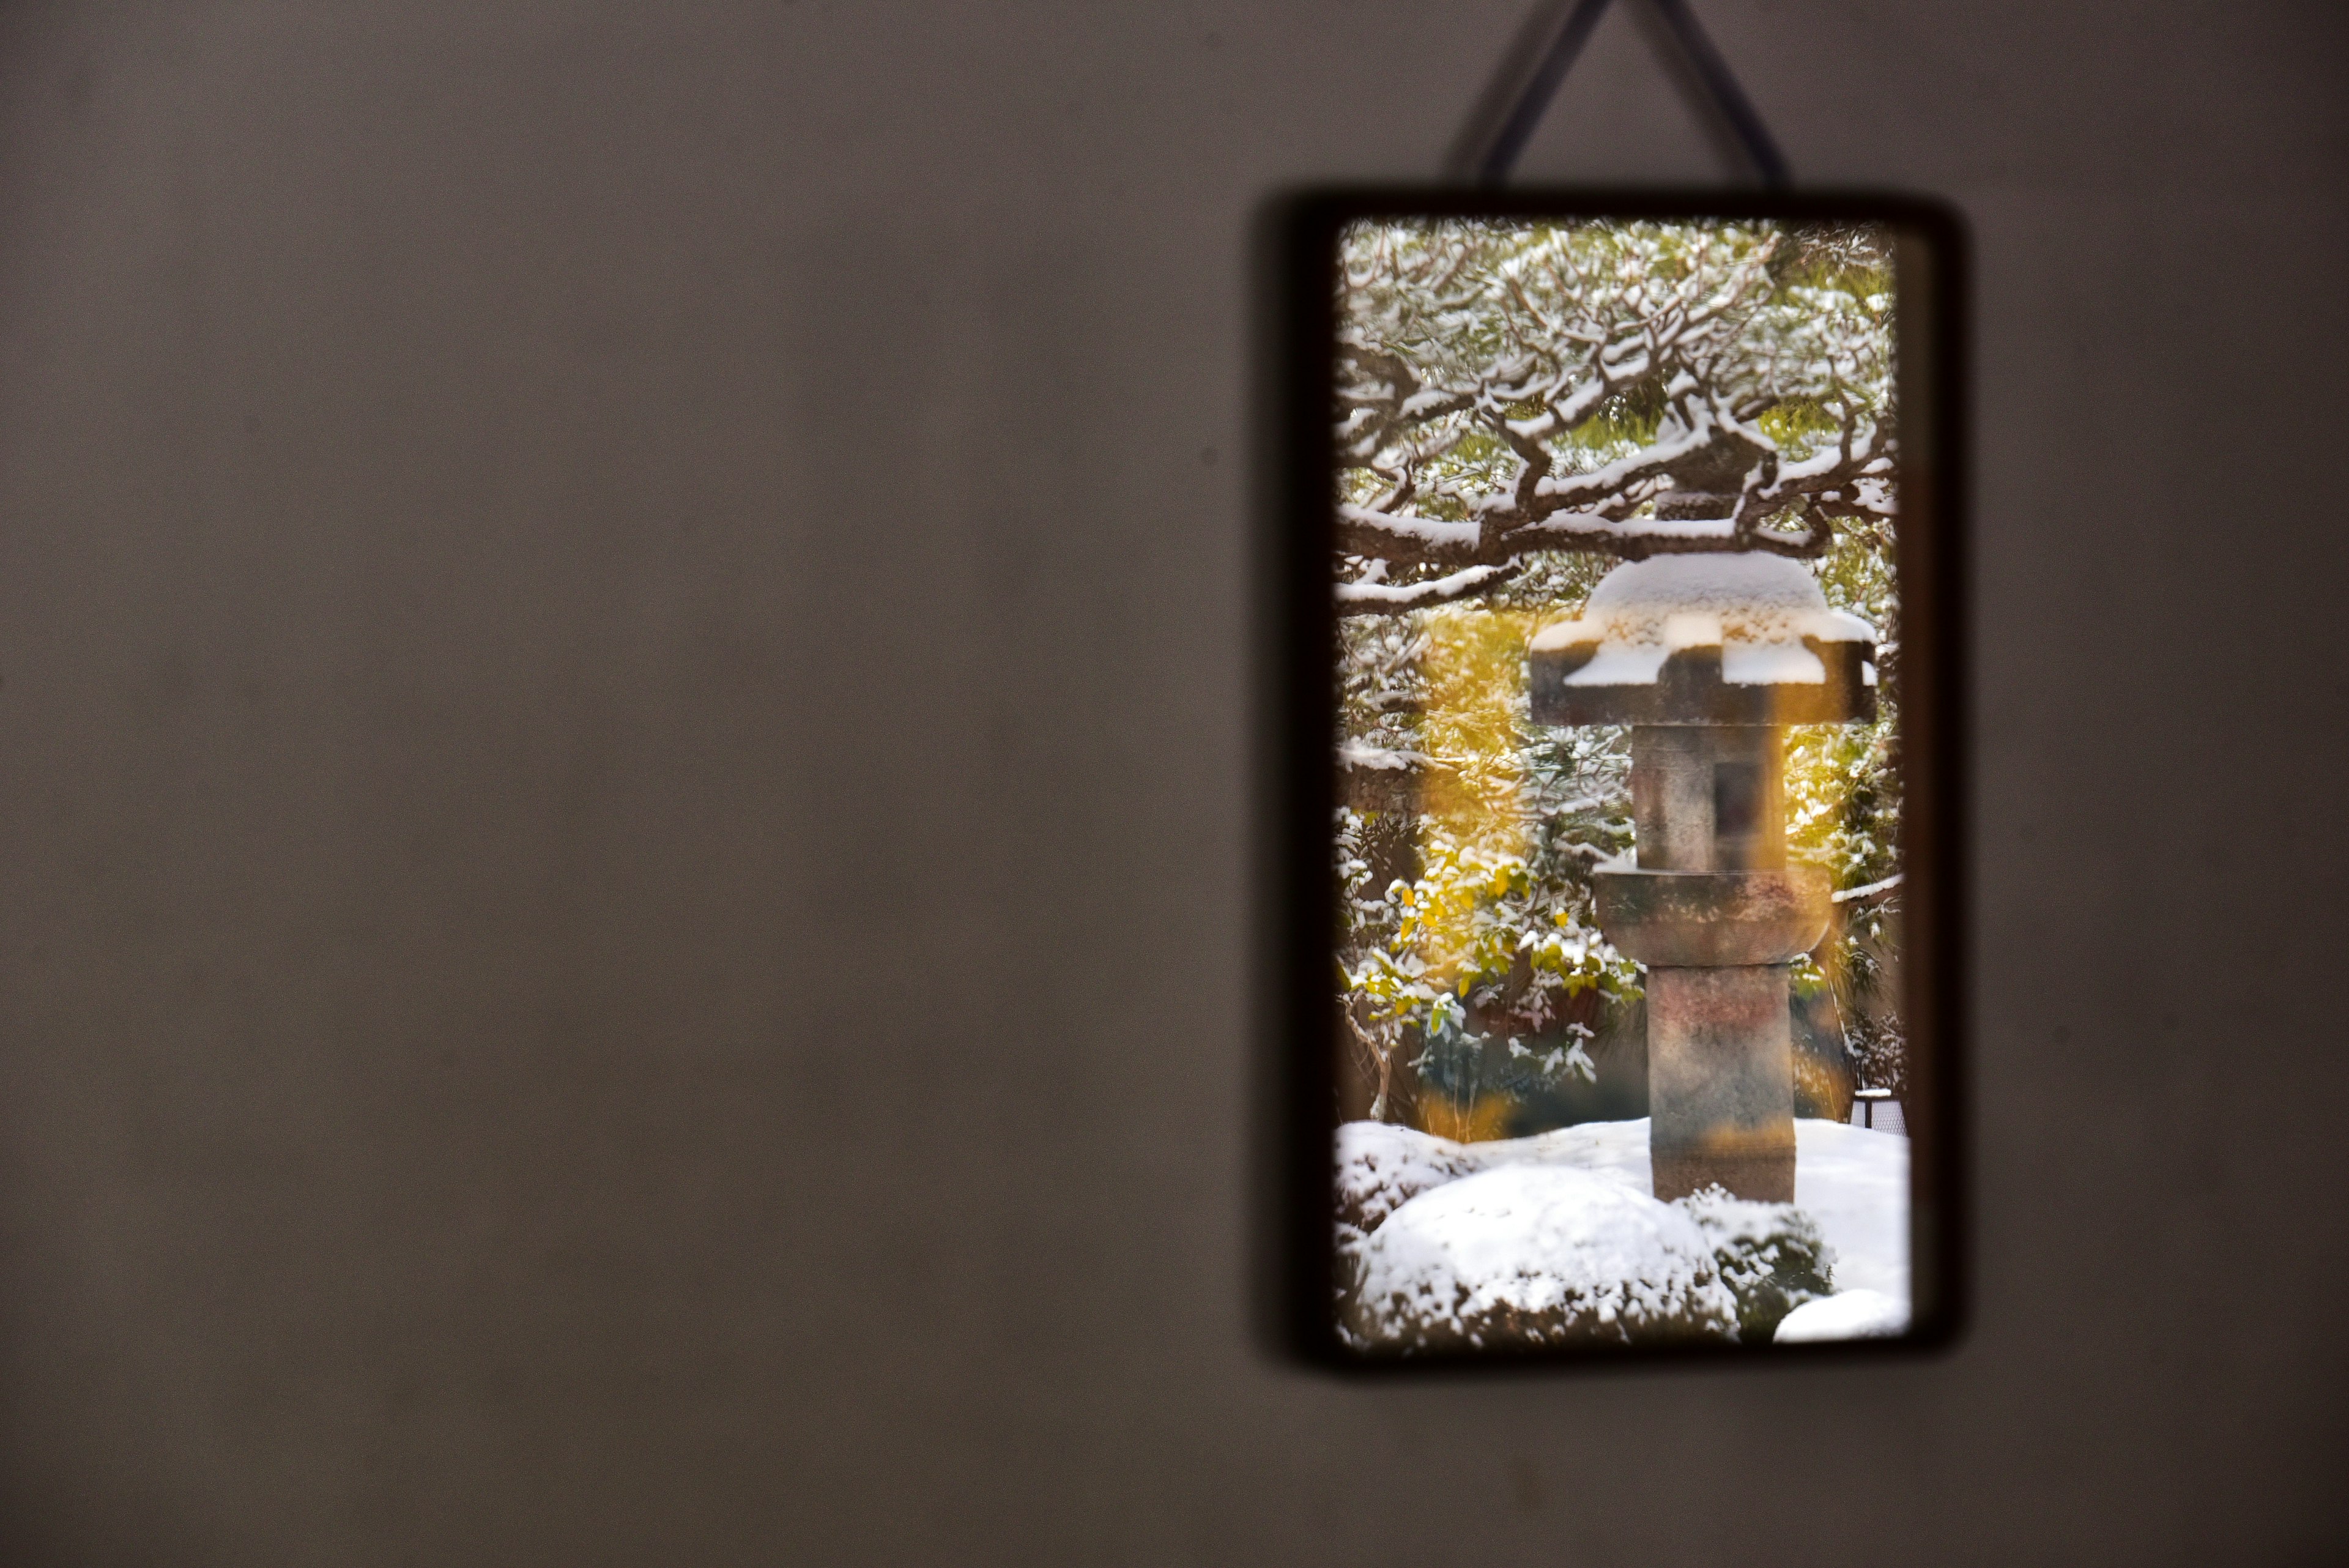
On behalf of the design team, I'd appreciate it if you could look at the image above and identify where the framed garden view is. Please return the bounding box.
[1268,190,1967,1367]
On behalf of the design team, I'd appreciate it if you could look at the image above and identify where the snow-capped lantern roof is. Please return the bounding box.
[1529,552,1877,727]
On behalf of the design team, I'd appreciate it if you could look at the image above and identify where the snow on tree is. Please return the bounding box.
[1332,218,1907,1128]
[1334,218,1895,609]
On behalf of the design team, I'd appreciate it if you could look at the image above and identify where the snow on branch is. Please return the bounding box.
[1336,562,1520,612]
[1831,872,1903,904]
[1337,503,1485,568]
[1331,220,1896,614]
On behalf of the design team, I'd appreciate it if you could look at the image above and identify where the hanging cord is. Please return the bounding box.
[1645,0,1790,187]
[1463,0,1791,188]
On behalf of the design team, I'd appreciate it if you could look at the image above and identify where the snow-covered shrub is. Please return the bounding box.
[1347,1165,1739,1353]
[1333,1120,1485,1302]
[1335,1121,1485,1238]
[1674,1187,1836,1343]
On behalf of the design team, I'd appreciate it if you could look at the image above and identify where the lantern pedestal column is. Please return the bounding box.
[1594,860,1829,1202]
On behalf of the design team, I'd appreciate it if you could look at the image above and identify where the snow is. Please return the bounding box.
[1527,618,1596,652]
[1773,435,1878,483]
[1562,645,1671,686]
[1831,872,1904,904]
[1334,1120,1483,1238]
[1722,643,1828,686]
[1482,1117,1655,1187]
[1532,417,1718,503]
[1628,515,1738,538]
[1527,553,1875,688]
[1773,1288,1909,1342]
[1583,552,1831,644]
[1338,741,1429,772]
[1353,1164,1737,1347]
[1336,563,1508,607]
[1789,1120,1909,1302]
[1336,502,1480,550]
[1663,612,1724,650]
[1335,1117,1909,1347]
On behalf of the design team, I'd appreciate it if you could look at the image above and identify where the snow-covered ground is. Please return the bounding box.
[1337,1117,1909,1346]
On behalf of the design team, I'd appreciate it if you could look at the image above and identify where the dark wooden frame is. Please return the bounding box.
[1256,188,1970,1372]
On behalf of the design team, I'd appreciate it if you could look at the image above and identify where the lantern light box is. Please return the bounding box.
[1274,190,1965,1367]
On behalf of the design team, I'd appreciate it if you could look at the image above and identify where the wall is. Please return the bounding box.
[0,1,2340,1562]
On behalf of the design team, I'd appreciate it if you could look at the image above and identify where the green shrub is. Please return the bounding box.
[1675,1188,1836,1343]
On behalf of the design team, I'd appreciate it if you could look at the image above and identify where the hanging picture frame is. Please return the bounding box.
[1267,187,1968,1367]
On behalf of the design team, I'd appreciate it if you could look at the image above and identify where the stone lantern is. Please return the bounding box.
[1529,551,1876,1202]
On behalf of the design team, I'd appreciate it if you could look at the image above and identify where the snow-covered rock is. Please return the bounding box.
[1347,1165,1739,1351]
[1772,1287,1910,1342]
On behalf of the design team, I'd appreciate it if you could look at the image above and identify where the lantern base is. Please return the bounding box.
[1644,964,1798,1205]
[1650,1144,1797,1204]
